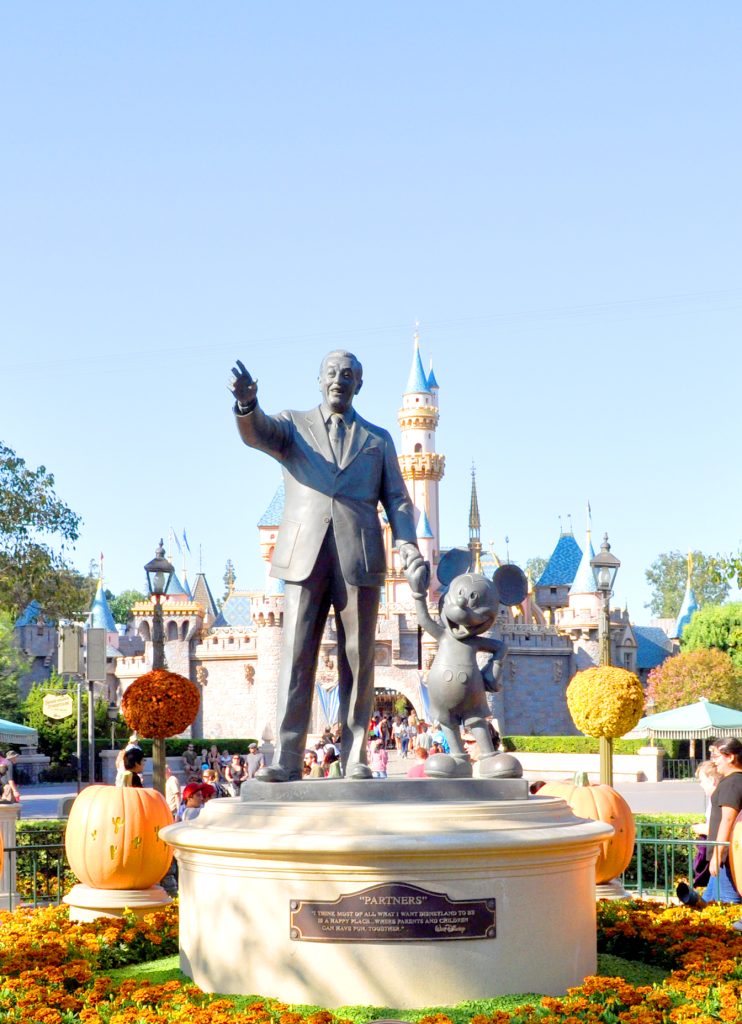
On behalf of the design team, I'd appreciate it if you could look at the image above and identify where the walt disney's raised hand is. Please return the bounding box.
[230,360,258,411]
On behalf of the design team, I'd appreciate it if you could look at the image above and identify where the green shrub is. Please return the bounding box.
[502,735,681,757]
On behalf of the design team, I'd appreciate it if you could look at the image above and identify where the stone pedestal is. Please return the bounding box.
[0,802,21,910]
[161,779,612,1009]
[63,883,172,922]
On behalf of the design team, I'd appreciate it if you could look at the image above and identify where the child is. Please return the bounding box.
[178,782,205,821]
[118,746,145,788]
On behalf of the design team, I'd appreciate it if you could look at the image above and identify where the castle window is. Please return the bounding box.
[181,622,189,640]
[167,621,178,641]
[229,636,234,644]
[414,443,422,453]
[139,621,151,642]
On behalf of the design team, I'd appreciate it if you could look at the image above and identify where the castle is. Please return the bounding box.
[15,335,679,740]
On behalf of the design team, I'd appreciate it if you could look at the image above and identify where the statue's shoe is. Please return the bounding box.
[478,752,523,779]
[346,763,373,780]
[254,764,291,783]
[424,753,472,779]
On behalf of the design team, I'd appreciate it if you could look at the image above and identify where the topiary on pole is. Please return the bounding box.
[566,666,644,785]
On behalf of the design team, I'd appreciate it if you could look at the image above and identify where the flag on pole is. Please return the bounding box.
[182,529,191,554]
[170,527,183,555]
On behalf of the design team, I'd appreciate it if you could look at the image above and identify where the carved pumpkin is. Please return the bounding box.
[65,785,173,889]
[538,773,635,883]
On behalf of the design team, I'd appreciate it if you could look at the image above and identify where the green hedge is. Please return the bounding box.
[502,735,682,757]
[121,738,260,758]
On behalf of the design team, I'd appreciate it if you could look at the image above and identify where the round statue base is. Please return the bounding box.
[63,883,172,922]
[160,779,612,1009]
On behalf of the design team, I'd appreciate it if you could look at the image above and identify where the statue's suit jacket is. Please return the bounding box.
[235,404,418,587]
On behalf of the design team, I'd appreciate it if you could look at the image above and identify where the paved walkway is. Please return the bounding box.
[16,762,705,819]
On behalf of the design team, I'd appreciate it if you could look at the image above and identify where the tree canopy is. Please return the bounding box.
[0,611,32,721]
[680,602,742,671]
[21,672,110,764]
[525,556,548,584]
[645,647,742,713]
[108,589,146,625]
[0,441,87,618]
[644,550,729,618]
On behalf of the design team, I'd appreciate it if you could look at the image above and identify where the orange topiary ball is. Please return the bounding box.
[65,785,173,889]
[539,774,636,883]
[121,669,200,739]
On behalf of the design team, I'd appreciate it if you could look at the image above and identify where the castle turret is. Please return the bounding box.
[674,550,699,639]
[395,326,445,600]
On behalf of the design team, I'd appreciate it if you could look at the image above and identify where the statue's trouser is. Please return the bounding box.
[273,527,380,779]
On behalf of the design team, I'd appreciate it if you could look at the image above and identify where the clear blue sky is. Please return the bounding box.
[2,2,740,619]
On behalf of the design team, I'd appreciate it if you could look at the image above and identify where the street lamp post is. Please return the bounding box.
[144,539,174,795]
[590,533,621,786]
[106,700,119,752]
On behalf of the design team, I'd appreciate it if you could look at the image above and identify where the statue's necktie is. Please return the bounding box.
[329,414,345,464]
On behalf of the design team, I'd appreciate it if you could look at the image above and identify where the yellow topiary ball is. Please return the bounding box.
[566,666,644,739]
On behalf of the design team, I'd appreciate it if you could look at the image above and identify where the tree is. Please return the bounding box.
[525,556,548,584]
[0,441,86,618]
[223,559,236,601]
[645,648,742,713]
[21,672,109,764]
[680,603,742,671]
[0,610,32,721]
[644,550,729,618]
[108,589,146,625]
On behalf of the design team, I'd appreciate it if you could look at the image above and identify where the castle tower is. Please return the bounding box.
[395,326,445,598]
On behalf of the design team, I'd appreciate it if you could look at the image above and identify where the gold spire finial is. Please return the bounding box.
[688,549,694,580]
[414,319,420,348]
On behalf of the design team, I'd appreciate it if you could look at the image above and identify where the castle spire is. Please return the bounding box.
[405,322,431,395]
[569,506,597,596]
[675,548,699,638]
[468,464,482,573]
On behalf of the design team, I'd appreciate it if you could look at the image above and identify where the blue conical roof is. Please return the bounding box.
[405,341,431,395]
[167,572,188,597]
[675,580,699,639]
[89,579,117,631]
[537,532,583,586]
[568,532,597,596]
[258,481,285,527]
[427,360,439,390]
[416,507,434,540]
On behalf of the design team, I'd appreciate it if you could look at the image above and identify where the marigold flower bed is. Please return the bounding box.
[0,899,741,1022]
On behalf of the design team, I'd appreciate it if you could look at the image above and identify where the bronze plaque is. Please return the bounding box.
[290,882,496,943]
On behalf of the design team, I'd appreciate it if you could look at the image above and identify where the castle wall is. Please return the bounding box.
[496,626,577,736]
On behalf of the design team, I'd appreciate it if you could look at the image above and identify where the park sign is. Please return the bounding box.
[43,692,74,720]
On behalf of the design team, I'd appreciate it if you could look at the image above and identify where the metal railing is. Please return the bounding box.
[3,843,70,911]
[622,821,727,901]
[662,758,699,780]
[1,829,729,910]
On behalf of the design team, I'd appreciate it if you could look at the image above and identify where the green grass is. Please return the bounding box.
[103,952,669,1020]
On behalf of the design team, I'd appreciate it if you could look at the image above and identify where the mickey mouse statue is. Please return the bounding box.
[405,559,526,779]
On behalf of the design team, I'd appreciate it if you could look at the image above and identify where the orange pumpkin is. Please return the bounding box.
[65,785,174,889]
[539,773,635,883]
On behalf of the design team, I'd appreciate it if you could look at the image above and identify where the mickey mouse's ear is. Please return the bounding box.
[492,564,528,606]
